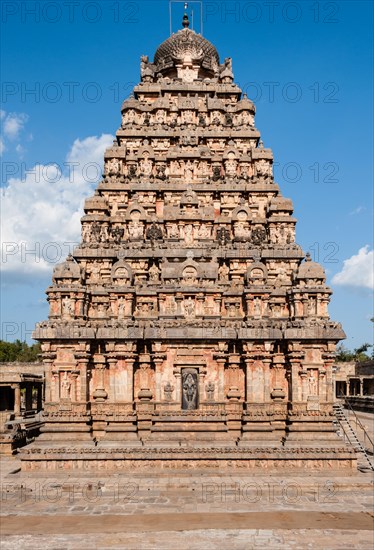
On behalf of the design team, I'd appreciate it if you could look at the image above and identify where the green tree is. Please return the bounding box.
[0,340,41,362]
[335,343,373,363]
[335,344,354,362]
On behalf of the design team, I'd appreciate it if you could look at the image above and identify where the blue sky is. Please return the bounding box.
[1,0,373,348]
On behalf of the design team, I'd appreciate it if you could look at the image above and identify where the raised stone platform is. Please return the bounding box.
[1,454,373,549]
[20,442,356,471]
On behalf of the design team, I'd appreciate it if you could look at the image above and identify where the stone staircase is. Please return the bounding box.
[333,403,374,471]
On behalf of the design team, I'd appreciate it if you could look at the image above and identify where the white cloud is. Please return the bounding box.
[349,206,365,216]
[1,110,30,156]
[3,112,29,140]
[15,144,25,158]
[1,134,114,280]
[332,246,374,290]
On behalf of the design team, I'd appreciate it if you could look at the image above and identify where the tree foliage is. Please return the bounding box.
[335,343,373,363]
[0,340,41,363]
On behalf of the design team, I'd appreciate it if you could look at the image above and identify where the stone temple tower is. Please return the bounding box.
[22,13,355,470]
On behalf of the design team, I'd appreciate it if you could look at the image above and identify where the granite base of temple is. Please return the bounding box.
[20,442,356,472]
[20,416,356,471]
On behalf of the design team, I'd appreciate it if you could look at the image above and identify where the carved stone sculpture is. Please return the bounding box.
[26,13,351,473]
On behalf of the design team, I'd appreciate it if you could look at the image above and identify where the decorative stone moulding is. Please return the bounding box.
[24,11,351,472]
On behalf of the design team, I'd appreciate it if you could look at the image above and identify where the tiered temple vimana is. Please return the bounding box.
[22,13,356,471]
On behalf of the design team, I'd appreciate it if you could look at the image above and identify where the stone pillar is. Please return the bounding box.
[288,352,303,403]
[244,357,254,402]
[153,354,166,402]
[93,355,108,402]
[319,369,327,401]
[214,296,221,316]
[76,357,89,402]
[51,371,59,402]
[25,384,33,411]
[270,354,286,401]
[196,293,205,316]
[107,358,118,401]
[291,363,300,402]
[125,357,135,402]
[300,369,308,402]
[70,372,79,402]
[137,354,153,400]
[175,293,183,316]
[44,359,54,402]
[76,295,84,318]
[226,354,241,400]
[294,296,302,317]
[215,356,226,401]
[12,384,21,415]
[245,295,252,318]
[173,369,182,404]
[263,357,272,401]
[158,294,166,316]
[36,385,43,411]
[322,353,335,402]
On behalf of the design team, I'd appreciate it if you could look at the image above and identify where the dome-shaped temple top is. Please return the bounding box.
[52,254,81,284]
[154,26,220,79]
[297,253,326,281]
[140,12,230,83]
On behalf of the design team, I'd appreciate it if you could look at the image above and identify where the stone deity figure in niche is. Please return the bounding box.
[218,263,230,282]
[184,297,195,317]
[184,224,194,245]
[254,297,262,316]
[308,372,318,396]
[140,154,153,177]
[241,111,253,126]
[182,370,198,410]
[118,297,126,319]
[149,264,160,283]
[183,266,198,286]
[62,297,74,318]
[182,110,194,124]
[184,161,194,181]
[164,382,174,401]
[82,225,91,243]
[128,220,144,240]
[225,156,238,177]
[256,159,272,177]
[155,110,166,124]
[169,224,180,239]
[123,109,136,125]
[205,381,215,400]
[199,224,210,239]
[107,158,119,174]
[61,372,71,399]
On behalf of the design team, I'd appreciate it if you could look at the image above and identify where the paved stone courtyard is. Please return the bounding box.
[1,454,373,549]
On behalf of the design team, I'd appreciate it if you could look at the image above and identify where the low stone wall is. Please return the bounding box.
[345,397,374,413]
[0,362,44,378]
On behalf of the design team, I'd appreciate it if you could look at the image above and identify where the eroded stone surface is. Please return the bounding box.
[22,16,352,471]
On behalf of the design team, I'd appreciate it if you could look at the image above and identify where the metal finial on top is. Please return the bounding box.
[182,2,190,27]
[182,13,190,28]
[169,1,203,35]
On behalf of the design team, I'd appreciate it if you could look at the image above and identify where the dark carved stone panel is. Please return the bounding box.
[182,368,199,410]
